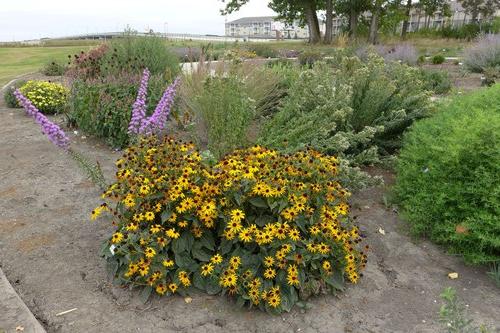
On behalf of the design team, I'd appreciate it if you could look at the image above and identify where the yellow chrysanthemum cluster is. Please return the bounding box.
[19,80,68,114]
[96,136,368,313]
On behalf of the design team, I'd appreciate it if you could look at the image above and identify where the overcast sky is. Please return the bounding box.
[0,0,276,42]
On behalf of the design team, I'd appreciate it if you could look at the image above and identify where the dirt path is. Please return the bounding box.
[0,99,499,333]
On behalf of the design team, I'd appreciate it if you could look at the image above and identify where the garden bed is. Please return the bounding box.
[0,99,498,332]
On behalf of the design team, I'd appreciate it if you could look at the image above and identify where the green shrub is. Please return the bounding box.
[298,50,323,67]
[3,80,26,108]
[418,68,452,94]
[259,55,431,165]
[41,60,66,76]
[193,75,255,158]
[394,85,500,264]
[19,80,69,114]
[68,74,166,148]
[96,137,367,313]
[431,54,446,65]
[102,34,180,78]
[247,43,278,58]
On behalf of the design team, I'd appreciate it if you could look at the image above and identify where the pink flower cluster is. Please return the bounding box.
[14,89,70,150]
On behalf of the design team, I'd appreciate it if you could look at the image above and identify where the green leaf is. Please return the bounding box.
[192,246,212,262]
[160,210,172,223]
[205,279,222,295]
[248,197,268,208]
[174,251,197,269]
[193,272,206,290]
[200,232,215,250]
[236,296,246,308]
[255,214,274,227]
[140,286,153,303]
[219,239,233,255]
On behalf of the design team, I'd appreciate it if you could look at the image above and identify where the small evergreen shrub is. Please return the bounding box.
[298,50,323,67]
[3,80,26,108]
[431,54,446,65]
[41,60,66,76]
[418,68,452,95]
[394,85,500,264]
[95,137,367,313]
[19,80,68,114]
[259,55,431,166]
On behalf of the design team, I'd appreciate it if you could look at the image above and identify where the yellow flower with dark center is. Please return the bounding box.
[162,259,174,268]
[229,256,241,267]
[322,261,332,271]
[144,211,155,221]
[288,228,301,241]
[230,209,245,222]
[263,268,276,279]
[268,295,281,308]
[157,237,167,247]
[287,273,299,286]
[263,256,274,267]
[309,225,320,235]
[238,228,252,242]
[317,243,330,255]
[210,254,223,264]
[145,247,156,258]
[111,232,124,244]
[169,283,178,293]
[201,263,214,276]
[220,273,238,287]
[126,222,138,232]
[139,185,150,195]
[150,224,161,234]
[156,283,167,295]
[178,221,188,228]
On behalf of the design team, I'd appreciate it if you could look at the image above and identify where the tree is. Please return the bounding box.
[220,0,323,43]
[324,0,334,43]
[368,0,401,44]
[459,0,500,22]
[401,0,412,39]
[334,0,371,37]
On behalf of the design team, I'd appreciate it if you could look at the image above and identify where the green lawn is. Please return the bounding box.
[0,45,94,86]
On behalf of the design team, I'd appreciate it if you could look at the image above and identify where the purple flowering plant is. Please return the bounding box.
[128,68,180,137]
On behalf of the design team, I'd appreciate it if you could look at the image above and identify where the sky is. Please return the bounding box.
[0,0,276,42]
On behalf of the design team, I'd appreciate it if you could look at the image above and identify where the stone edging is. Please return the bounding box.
[0,268,46,333]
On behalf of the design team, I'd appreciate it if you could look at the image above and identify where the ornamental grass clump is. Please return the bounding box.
[19,80,68,114]
[95,137,367,313]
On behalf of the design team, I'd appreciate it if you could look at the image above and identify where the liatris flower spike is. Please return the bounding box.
[128,68,151,135]
[14,89,70,150]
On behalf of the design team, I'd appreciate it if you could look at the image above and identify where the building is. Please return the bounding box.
[225,16,310,39]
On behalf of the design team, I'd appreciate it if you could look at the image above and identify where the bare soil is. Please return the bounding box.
[423,62,483,92]
[0,81,499,333]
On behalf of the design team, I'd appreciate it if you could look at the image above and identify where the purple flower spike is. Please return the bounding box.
[14,89,70,150]
[139,77,180,136]
[128,68,151,135]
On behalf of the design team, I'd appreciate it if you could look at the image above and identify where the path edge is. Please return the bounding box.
[0,268,47,333]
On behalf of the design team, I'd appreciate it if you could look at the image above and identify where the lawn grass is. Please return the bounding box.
[0,45,95,86]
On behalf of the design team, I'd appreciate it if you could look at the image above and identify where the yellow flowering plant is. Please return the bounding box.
[19,80,68,114]
[95,136,368,313]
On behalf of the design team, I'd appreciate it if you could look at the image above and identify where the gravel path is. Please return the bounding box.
[0,97,499,333]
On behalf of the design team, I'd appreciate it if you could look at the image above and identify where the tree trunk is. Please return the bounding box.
[401,0,412,39]
[324,0,333,43]
[304,1,321,43]
[416,10,421,31]
[349,7,358,37]
[368,9,380,44]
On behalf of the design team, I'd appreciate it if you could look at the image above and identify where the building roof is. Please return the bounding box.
[227,16,276,24]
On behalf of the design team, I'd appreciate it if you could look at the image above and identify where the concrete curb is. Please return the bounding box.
[0,268,46,333]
